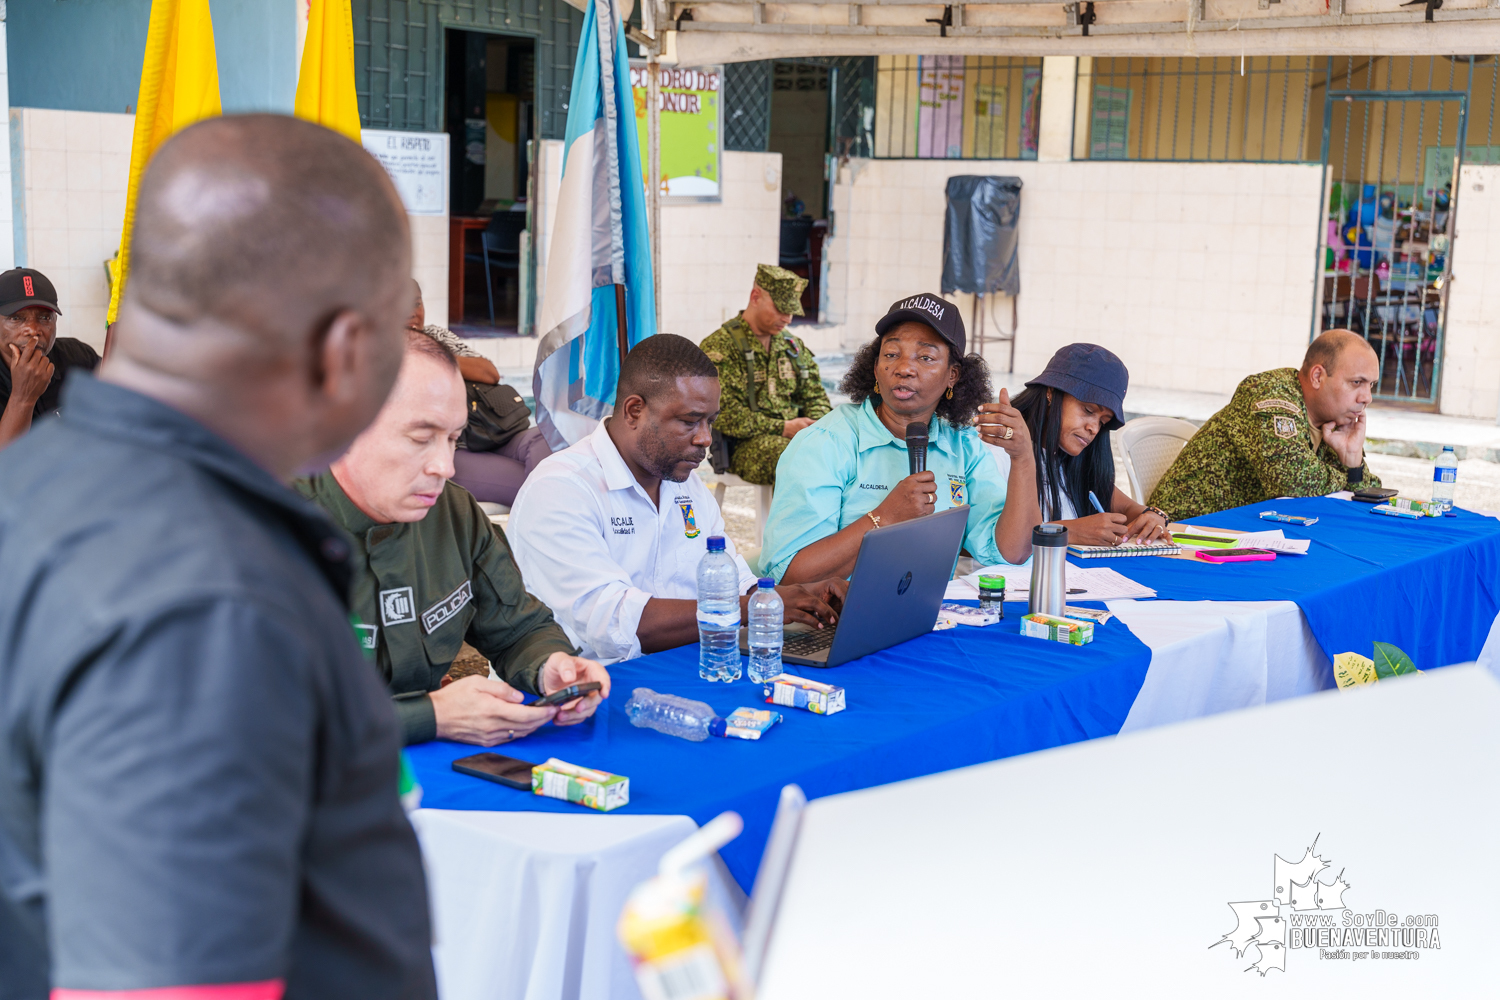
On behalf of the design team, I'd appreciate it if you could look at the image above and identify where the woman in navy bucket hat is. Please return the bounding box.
[976,343,1171,547]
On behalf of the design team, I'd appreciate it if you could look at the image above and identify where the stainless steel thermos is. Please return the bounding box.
[1028,523,1068,617]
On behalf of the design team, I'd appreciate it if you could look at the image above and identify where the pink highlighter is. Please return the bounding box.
[1196,548,1276,564]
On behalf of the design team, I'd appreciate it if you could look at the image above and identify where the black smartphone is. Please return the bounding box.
[1351,488,1399,503]
[452,752,536,790]
[533,681,602,707]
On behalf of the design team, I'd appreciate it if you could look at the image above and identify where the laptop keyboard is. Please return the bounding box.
[783,626,837,656]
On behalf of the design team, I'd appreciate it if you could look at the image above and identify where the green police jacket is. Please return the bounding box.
[297,474,576,745]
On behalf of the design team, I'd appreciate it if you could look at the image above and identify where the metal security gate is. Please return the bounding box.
[1315,87,1467,407]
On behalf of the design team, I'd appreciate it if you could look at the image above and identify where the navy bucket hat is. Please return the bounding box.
[1025,344,1129,430]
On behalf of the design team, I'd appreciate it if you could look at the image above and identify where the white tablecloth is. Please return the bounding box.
[413,810,708,1000]
[1108,599,1333,731]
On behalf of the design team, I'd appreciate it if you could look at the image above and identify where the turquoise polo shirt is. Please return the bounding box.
[761,398,1007,581]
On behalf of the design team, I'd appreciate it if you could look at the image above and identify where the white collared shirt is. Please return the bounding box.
[508,419,756,663]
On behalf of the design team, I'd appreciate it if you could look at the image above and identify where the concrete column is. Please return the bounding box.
[1037,56,1077,164]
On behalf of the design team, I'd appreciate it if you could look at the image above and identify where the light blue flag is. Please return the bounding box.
[532,0,656,450]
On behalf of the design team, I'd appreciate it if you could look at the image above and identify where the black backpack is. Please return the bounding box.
[460,381,532,452]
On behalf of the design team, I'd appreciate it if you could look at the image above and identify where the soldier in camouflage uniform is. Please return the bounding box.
[701,264,833,485]
[1149,330,1383,520]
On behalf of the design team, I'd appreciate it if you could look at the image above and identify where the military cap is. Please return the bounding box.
[755,263,807,317]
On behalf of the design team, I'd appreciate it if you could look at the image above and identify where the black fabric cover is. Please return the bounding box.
[941,175,1022,297]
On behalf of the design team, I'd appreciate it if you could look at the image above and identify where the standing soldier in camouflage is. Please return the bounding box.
[1149,329,1382,520]
[701,264,833,485]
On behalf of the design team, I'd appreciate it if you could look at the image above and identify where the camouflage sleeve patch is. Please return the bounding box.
[704,349,724,363]
[1254,399,1302,414]
[1271,415,1298,439]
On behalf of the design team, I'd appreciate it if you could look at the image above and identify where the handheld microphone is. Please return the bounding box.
[906,421,928,476]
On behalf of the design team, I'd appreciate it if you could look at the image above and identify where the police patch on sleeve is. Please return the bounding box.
[1272,415,1298,439]
[705,349,724,363]
[380,587,416,626]
[353,623,378,650]
[1254,399,1302,415]
[422,580,474,634]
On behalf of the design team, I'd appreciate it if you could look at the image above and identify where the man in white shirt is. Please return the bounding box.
[510,334,846,663]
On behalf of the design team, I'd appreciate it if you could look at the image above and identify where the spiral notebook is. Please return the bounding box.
[1067,541,1183,558]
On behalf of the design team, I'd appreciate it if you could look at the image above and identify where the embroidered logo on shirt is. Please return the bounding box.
[677,498,701,538]
[353,623,378,650]
[857,483,889,491]
[948,475,966,505]
[422,580,474,635]
[1255,399,1302,415]
[611,515,636,535]
[1272,415,1298,439]
[380,587,416,626]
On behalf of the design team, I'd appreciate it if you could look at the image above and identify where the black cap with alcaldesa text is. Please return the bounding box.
[874,292,965,358]
[0,268,60,317]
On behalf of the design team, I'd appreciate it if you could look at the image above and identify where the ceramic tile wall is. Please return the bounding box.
[13,108,132,351]
[410,212,448,327]
[824,158,1328,401]
[1439,163,1500,421]
[13,107,450,355]
[532,146,786,347]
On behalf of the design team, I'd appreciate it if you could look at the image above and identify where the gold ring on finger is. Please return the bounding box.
[1003,426,1014,440]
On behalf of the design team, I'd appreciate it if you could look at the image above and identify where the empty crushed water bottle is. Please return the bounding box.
[625,688,717,742]
[747,577,784,684]
[697,535,742,682]
[1432,445,1457,512]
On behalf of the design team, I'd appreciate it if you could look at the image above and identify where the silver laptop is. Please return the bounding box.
[740,505,968,667]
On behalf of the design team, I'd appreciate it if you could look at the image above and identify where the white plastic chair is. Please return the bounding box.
[1117,416,1198,504]
[476,501,510,531]
[711,472,773,549]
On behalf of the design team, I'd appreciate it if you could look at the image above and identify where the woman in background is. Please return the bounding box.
[976,343,1169,549]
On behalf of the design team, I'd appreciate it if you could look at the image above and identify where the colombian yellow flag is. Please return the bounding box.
[295,0,361,144]
[106,0,222,326]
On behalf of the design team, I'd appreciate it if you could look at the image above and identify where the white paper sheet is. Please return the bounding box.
[956,563,1155,602]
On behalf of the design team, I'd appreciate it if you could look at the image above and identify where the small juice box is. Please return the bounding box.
[1021,613,1095,646]
[710,707,783,740]
[532,758,629,811]
[1387,496,1441,517]
[765,673,846,715]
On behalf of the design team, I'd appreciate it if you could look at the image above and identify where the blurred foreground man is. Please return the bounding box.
[1149,329,1382,520]
[0,267,99,448]
[298,330,609,747]
[0,116,437,999]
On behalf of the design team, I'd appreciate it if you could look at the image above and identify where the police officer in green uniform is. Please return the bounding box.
[701,264,832,485]
[299,332,610,747]
[1149,329,1383,521]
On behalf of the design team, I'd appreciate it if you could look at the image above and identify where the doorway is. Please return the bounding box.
[769,61,830,322]
[1315,88,1466,408]
[445,29,535,333]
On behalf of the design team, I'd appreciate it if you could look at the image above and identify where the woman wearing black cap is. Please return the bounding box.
[976,343,1170,547]
[762,293,1041,583]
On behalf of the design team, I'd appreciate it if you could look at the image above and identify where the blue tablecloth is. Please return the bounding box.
[407,497,1500,891]
[409,603,1151,891]
[1083,497,1500,670]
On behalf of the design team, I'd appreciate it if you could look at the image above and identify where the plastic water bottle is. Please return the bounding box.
[625,688,716,741]
[1432,446,1458,512]
[747,577,784,684]
[697,535,742,682]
